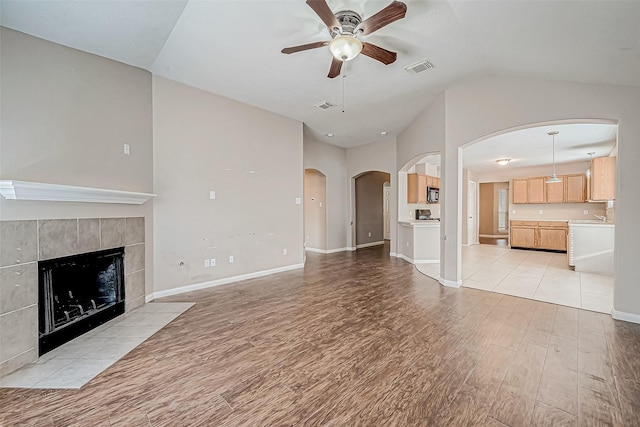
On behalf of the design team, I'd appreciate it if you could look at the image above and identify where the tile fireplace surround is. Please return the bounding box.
[0,217,146,376]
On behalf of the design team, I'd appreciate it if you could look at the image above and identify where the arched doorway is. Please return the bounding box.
[354,171,391,250]
[304,169,328,252]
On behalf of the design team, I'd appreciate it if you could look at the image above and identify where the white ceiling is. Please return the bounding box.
[1,1,640,149]
[462,122,618,173]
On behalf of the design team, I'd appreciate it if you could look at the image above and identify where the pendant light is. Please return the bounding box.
[545,131,562,184]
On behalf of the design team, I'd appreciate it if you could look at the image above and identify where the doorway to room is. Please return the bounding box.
[354,171,391,251]
[478,182,509,246]
[303,169,328,253]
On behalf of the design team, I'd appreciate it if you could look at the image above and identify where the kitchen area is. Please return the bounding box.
[461,123,617,313]
[397,154,441,265]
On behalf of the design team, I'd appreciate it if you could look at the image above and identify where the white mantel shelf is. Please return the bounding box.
[0,180,156,204]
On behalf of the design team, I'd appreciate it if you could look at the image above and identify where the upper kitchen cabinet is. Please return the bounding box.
[591,157,616,201]
[512,179,528,204]
[407,173,427,204]
[528,177,545,203]
[565,174,587,203]
[427,176,440,189]
[545,176,566,203]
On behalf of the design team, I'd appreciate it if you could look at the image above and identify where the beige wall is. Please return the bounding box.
[304,169,327,250]
[303,138,348,251]
[355,171,390,246]
[0,28,154,295]
[152,76,303,294]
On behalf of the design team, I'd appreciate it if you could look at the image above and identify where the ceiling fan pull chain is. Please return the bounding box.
[342,73,346,113]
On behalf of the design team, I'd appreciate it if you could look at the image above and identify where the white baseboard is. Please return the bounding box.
[356,241,385,249]
[305,247,351,254]
[393,253,438,264]
[145,294,154,303]
[148,263,305,300]
[440,278,462,288]
[611,309,640,324]
[389,252,397,257]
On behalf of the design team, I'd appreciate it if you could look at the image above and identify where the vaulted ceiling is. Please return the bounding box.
[2,0,640,154]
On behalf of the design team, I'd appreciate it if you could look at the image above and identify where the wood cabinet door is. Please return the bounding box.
[528,177,545,203]
[538,227,567,251]
[565,174,586,203]
[591,157,616,201]
[407,173,427,203]
[512,179,528,204]
[510,227,536,248]
[545,176,565,203]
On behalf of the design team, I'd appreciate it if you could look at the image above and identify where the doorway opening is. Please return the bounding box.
[478,182,509,246]
[460,120,618,313]
[303,169,328,253]
[354,171,391,251]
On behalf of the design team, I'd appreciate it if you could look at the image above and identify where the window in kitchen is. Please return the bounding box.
[498,188,508,231]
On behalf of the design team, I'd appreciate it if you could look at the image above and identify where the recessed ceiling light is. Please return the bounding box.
[381,131,388,136]
[496,159,510,166]
[326,133,334,137]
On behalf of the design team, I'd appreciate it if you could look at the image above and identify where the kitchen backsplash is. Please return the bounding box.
[408,203,441,219]
[510,202,606,220]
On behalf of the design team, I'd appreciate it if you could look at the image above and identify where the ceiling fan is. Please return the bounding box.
[281,0,407,78]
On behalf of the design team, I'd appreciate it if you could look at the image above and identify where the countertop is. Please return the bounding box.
[399,220,441,227]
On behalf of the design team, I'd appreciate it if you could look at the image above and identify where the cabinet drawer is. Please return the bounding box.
[538,221,568,228]
[511,221,538,227]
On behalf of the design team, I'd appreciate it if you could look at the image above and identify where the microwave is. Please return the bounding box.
[427,187,439,203]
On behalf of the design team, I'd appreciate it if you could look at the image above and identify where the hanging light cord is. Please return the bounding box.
[342,74,346,113]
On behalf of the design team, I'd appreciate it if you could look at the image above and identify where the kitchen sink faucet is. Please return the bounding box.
[593,214,606,222]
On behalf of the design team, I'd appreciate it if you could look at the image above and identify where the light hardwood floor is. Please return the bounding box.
[1,244,639,426]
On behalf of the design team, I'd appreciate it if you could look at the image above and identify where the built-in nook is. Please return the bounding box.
[39,247,125,355]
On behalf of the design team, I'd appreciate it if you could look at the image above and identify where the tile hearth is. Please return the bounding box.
[0,302,194,389]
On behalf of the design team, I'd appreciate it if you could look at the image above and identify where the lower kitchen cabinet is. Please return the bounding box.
[510,220,568,252]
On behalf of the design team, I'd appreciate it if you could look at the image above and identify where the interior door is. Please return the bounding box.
[468,180,477,245]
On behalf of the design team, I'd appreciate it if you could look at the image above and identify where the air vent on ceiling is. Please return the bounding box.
[404,59,434,74]
[314,101,336,110]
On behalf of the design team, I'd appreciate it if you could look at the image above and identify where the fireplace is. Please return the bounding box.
[38,247,125,355]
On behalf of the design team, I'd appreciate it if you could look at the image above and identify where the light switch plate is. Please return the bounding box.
[210,191,216,200]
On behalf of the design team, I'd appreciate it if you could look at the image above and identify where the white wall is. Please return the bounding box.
[347,138,397,254]
[152,76,303,294]
[0,28,155,295]
[303,138,349,251]
[442,76,640,318]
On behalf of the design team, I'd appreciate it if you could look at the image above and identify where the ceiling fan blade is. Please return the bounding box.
[306,0,340,30]
[356,1,407,36]
[361,42,397,65]
[281,41,329,54]
[328,57,343,78]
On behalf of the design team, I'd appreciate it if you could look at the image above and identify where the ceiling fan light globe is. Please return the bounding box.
[329,35,362,61]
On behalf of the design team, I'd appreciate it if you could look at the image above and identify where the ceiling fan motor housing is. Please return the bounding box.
[330,10,362,37]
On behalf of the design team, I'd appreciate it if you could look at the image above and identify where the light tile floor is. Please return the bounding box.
[0,302,194,389]
[416,244,614,313]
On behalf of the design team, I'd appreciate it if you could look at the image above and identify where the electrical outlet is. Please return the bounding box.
[204,259,210,268]
[584,210,589,215]
[124,144,130,155]
[406,242,409,248]
[512,210,516,214]
[210,258,216,267]
[229,255,234,263]
[368,232,372,237]
[283,248,287,255]
[295,198,301,205]
[209,191,216,200]
[539,210,543,215]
